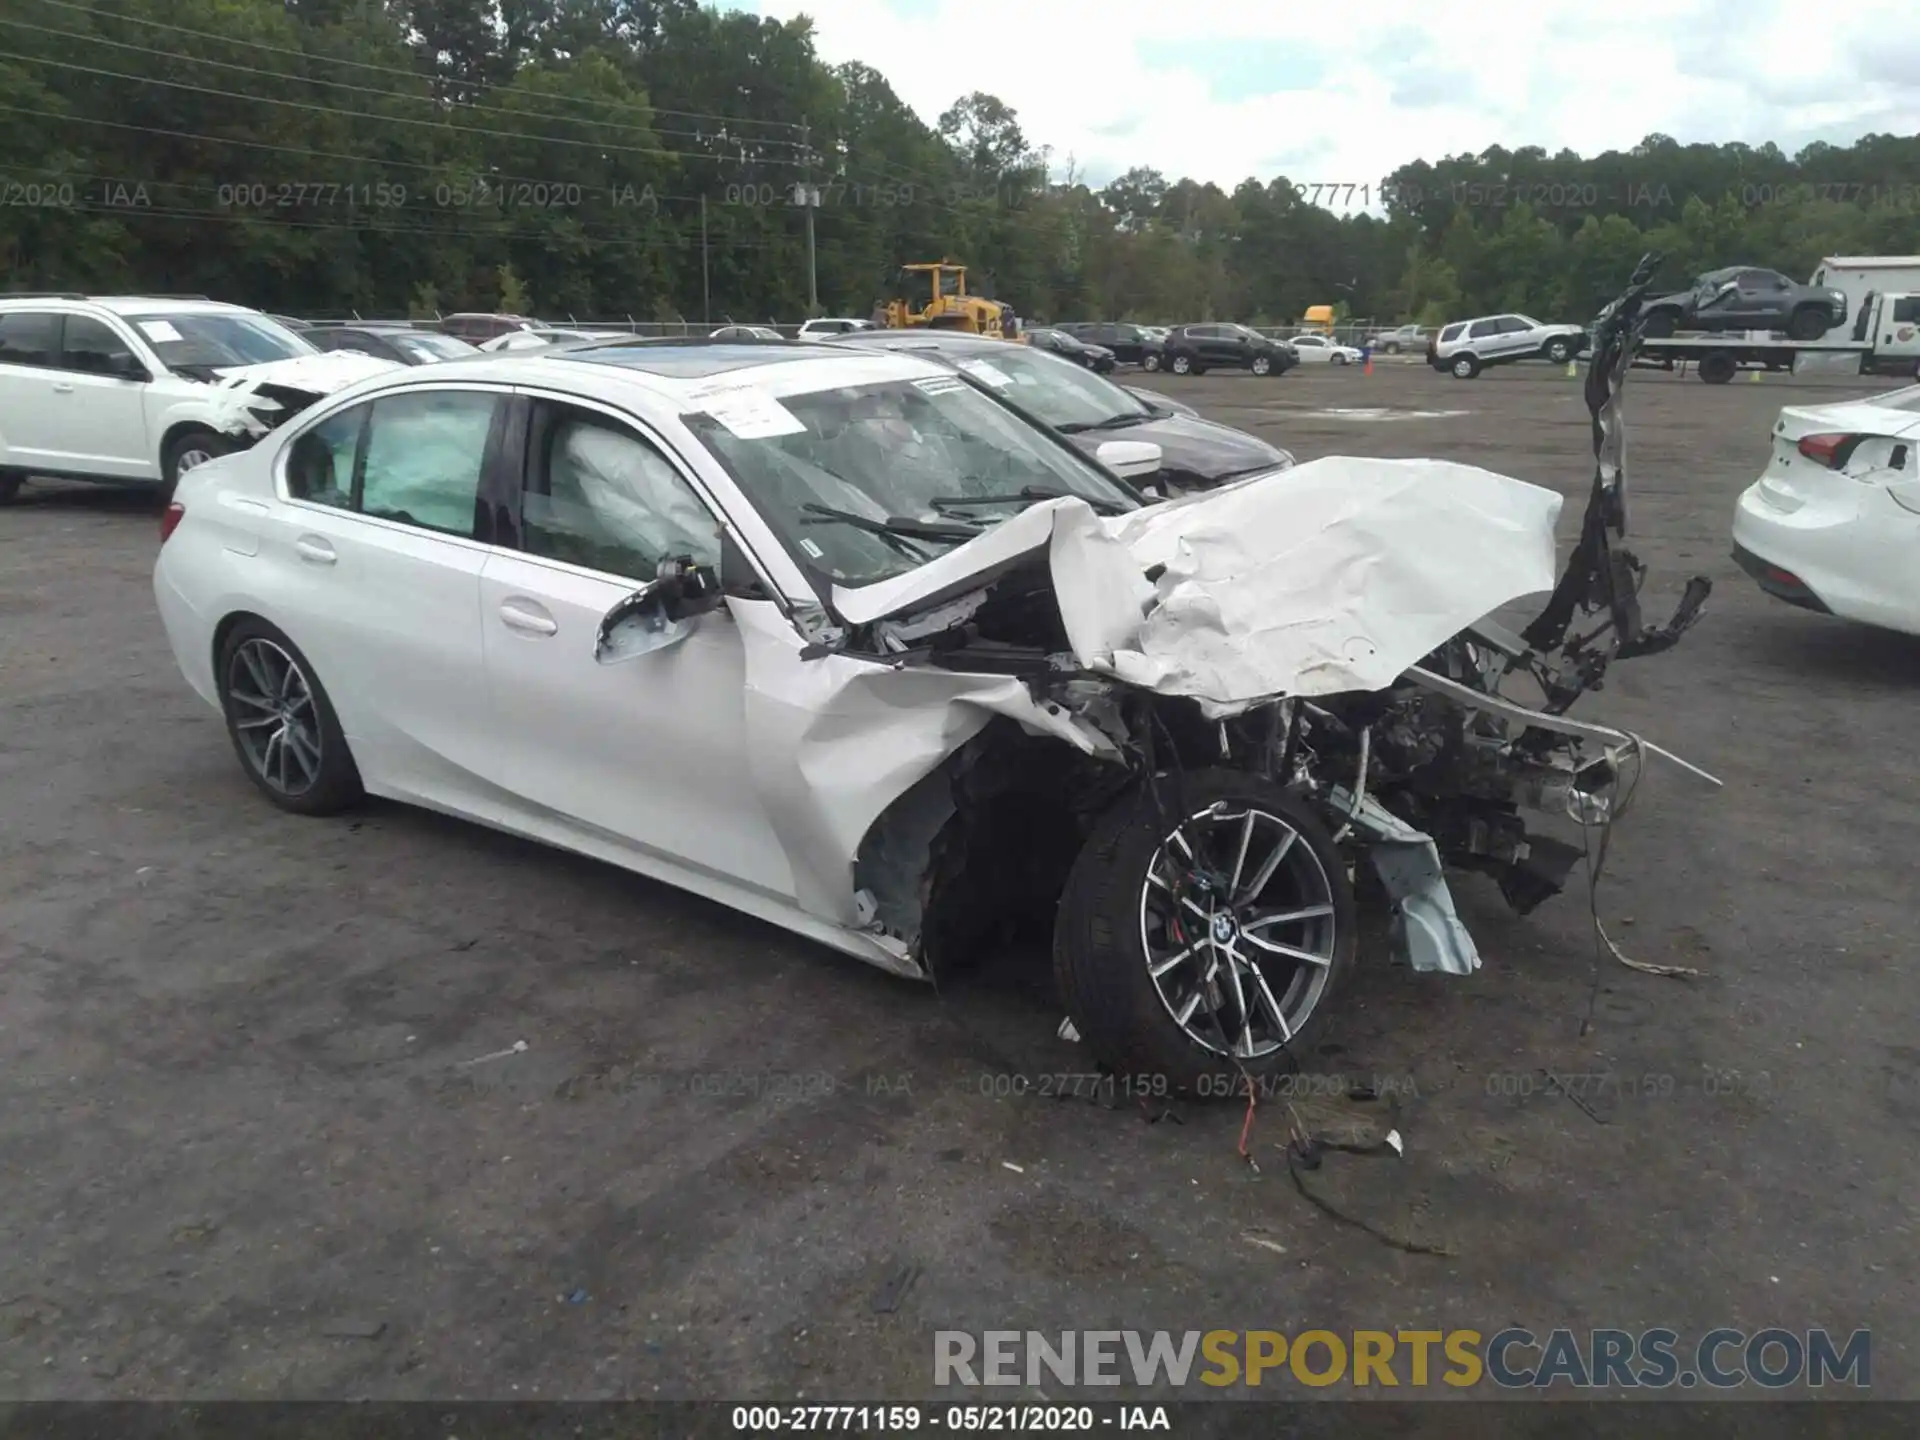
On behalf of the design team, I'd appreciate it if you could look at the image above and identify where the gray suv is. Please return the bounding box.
[1641,267,1847,340]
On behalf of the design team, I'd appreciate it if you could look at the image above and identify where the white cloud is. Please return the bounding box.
[745,0,1919,207]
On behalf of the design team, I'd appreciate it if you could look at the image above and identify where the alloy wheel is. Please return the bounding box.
[227,638,324,796]
[1138,801,1339,1059]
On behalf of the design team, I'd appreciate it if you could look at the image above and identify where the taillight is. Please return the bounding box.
[1796,433,1852,467]
[160,501,185,543]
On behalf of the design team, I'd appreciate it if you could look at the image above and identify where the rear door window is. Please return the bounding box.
[359,390,502,537]
[1467,319,1501,339]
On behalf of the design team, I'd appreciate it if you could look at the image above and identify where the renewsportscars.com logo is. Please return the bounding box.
[933,1328,1871,1390]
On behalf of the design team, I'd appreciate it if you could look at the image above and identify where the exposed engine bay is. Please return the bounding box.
[819,253,1716,1085]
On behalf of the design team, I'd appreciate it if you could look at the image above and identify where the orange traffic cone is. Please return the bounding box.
[1363,355,1373,376]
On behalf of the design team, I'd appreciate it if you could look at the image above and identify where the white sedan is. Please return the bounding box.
[153,342,1647,1089]
[1288,334,1363,365]
[1732,384,1920,633]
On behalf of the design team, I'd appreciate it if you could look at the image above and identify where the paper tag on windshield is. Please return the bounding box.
[913,375,965,396]
[137,320,182,342]
[685,381,805,439]
[957,359,1012,387]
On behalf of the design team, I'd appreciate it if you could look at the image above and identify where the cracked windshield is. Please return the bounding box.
[688,375,1137,585]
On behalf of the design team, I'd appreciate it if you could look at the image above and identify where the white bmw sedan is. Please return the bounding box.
[155,336,1601,1089]
[1731,384,1920,634]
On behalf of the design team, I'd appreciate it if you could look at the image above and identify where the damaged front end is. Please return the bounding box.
[816,254,1713,1082]
[180,351,402,440]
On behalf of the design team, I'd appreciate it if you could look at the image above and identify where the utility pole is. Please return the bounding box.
[700,194,710,325]
[800,114,819,316]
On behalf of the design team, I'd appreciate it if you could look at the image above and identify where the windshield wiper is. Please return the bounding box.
[1057,412,1148,434]
[929,486,1129,516]
[799,502,979,543]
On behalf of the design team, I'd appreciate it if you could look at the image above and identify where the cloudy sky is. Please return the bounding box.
[738,0,1918,207]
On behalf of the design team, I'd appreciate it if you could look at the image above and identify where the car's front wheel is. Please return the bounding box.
[1543,336,1575,363]
[1383,342,1402,354]
[0,469,22,505]
[1332,352,1349,366]
[1054,769,1356,1092]
[217,618,364,815]
[1250,354,1272,376]
[162,428,236,503]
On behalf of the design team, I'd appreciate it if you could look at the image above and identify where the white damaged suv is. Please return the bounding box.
[0,294,399,504]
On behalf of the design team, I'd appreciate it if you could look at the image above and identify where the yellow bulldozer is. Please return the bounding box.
[881,260,1020,339]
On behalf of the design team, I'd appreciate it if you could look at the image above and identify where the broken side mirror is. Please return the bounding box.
[1095,439,1162,480]
[593,554,724,664]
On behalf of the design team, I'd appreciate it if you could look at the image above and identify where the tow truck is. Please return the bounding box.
[1637,289,1920,383]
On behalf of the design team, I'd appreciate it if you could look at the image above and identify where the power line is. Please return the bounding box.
[30,0,805,135]
[0,104,725,205]
[30,200,800,251]
[0,48,805,168]
[0,15,805,153]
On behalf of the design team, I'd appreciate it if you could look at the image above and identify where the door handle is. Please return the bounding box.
[294,536,336,565]
[52,381,74,394]
[498,597,558,636]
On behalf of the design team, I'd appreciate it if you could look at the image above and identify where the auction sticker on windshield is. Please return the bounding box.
[137,320,183,342]
[913,375,967,396]
[684,381,806,439]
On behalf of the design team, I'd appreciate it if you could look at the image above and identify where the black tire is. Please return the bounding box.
[162,427,236,502]
[1449,353,1481,379]
[1169,353,1193,376]
[1250,354,1272,376]
[1641,309,1679,339]
[1141,352,1162,372]
[0,469,22,505]
[1786,305,1831,341]
[1383,342,1402,355]
[1543,336,1575,364]
[1698,351,1737,385]
[216,617,364,816]
[1053,769,1357,1093]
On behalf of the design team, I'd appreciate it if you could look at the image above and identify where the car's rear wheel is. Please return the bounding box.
[1641,309,1679,339]
[162,428,236,503]
[1054,770,1356,1093]
[1449,353,1482,379]
[1787,305,1831,341]
[217,618,364,816]
[1169,353,1193,375]
[1141,352,1162,372]
[1544,336,1575,364]
[1250,354,1272,376]
[0,469,22,505]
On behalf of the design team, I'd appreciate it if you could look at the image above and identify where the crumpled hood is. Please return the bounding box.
[1051,456,1562,703]
[198,350,403,436]
[836,455,1564,704]
[209,350,402,393]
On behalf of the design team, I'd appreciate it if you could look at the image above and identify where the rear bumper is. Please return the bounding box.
[1730,541,1832,613]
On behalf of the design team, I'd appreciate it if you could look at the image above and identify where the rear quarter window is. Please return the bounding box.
[1441,323,1466,342]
